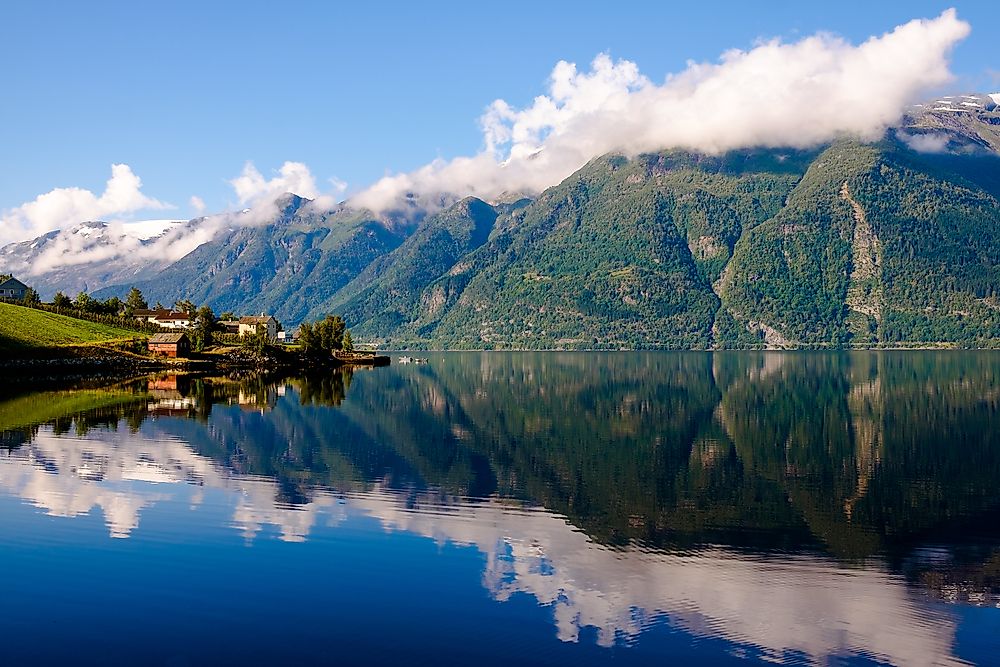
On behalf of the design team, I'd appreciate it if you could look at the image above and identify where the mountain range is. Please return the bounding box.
[4,93,1000,349]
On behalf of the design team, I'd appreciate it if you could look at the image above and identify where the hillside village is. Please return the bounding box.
[134,309,282,341]
[0,275,382,367]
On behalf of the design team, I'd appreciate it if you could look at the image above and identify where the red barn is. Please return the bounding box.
[148,332,191,358]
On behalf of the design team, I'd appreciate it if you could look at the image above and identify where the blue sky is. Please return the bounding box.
[0,1,997,233]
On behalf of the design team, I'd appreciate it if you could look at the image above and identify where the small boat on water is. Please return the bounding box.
[397,356,428,365]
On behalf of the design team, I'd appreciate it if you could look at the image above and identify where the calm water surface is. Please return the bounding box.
[1,352,999,666]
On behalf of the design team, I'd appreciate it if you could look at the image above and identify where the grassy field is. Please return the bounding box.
[0,302,140,352]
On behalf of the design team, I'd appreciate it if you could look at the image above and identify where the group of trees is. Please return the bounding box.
[49,286,162,317]
[48,287,199,317]
[53,291,125,316]
[298,315,353,355]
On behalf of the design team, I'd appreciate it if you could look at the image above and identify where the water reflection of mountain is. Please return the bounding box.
[4,355,1000,558]
[1,353,999,662]
[338,352,1000,561]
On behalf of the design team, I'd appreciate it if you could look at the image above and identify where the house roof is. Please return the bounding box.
[134,308,171,317]
[149,333,189,344]
[0,277,28,290]
[153,311,191,321]
[239,315,274,324]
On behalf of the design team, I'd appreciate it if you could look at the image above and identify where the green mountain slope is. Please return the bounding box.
[719,140,1000,347]
[408,151,812,349]
[309,197,501,336]
[373,140,999,349]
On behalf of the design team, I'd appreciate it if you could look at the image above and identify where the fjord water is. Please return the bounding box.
[1,353,999,666]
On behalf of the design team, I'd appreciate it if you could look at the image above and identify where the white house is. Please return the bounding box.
[152,311,193,329]
[239,315,278,341]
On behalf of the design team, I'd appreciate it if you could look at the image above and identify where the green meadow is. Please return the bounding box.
[0,302,139,353]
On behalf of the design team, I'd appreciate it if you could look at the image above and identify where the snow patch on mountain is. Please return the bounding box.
[121,219,184,240]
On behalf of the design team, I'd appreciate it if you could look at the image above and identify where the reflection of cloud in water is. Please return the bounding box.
[0,432,174,538]
[0,426,963,665]
[354,493,963,665]
[0,427,341,541]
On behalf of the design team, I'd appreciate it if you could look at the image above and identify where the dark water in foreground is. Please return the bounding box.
[1,352,999,666]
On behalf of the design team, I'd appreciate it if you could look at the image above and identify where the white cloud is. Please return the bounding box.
[899,131,952,153]
[354,489,962,664]
[189,195,206,214]
[0,164,170,245]
[328,176,348,196]
[23,217,221,275]
[352,9,970,212]
[229,161,319,206]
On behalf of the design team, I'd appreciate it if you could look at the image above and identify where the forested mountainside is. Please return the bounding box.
[8,94,1000,349]
[328,135,1000,349]
[368,149,815,348]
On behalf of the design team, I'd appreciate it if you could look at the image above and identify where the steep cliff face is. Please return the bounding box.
[842,182,884,343]
[716,139,1000,349]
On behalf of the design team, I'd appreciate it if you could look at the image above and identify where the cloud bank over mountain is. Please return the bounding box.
[352,9,969,212]
[2,159,330,275]
[0,9,974,270]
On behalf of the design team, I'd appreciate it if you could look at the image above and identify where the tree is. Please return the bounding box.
[193,305,216,350]
[21,287,40,306]
[74,291,94,311]
[102,296,123,316]
[52,291,71,309]
[298,322,315,350]
[299,315,350,356]
[321,316,345,352]
[174,299,196,315]
[125,288,148,315]
[240,324,267,355]
[342,330,354,352]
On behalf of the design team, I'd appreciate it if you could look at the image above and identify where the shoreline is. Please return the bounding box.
[0,344,390,380]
